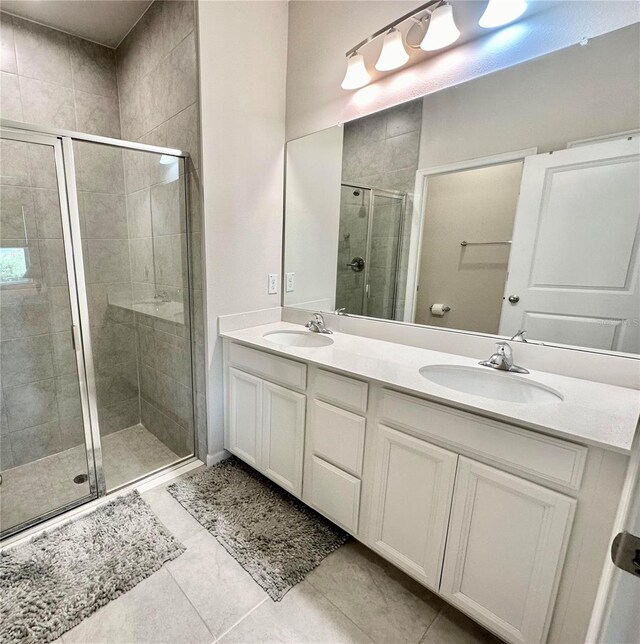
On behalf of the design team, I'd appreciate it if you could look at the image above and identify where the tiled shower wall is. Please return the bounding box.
[115,0,206,460]
[340,99,422,320]
[0,13,131,468]
[0,1,206,465]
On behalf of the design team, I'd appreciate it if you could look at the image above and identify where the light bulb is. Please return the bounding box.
[479,0,528,28]
[420,4,460,51]
[375,29,409,71]
[341,52,371,90]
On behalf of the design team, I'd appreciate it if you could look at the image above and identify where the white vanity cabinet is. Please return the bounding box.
[226,343,307,496]
[221,337,617,644]
[368,425,457,591]
[440,457,575,644]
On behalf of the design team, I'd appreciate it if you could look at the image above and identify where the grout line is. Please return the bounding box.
[211,596,270,643]
[304,575,377,641]
[164,563,218,642]
[418,605,446,643]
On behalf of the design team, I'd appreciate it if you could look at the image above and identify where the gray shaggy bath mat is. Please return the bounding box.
[167,456,349,600]
[0,491,184,643]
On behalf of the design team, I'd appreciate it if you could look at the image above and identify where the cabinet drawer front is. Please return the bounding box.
[315,369,368,414]
[228,342,307,391]
[441,457,576,644]
[310,400,365,477]
[369,426,457,591]
[380,389,587,489]
[308,456,361,533]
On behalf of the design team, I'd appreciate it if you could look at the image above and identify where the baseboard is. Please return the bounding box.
[206,449,231,466]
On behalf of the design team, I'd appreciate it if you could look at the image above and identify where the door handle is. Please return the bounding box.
[611,531,640,577]
[346,256,365,272]
[508,295,520,304]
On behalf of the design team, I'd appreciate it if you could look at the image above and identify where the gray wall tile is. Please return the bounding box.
[3,378,58,431]
[13,16,71,86]
[1,334,54,386]
[0,71,23,120]
[70,37,118,98]
[0,14,17,74]
[82,192,128,239]
[85,239,131,284]
[20,76,76,130]
[9,420,61,466]
[74,90,121,138]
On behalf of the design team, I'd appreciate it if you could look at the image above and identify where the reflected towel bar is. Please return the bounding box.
[460,240,512,247]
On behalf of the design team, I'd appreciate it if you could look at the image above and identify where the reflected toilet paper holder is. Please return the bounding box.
[430,304,451,316]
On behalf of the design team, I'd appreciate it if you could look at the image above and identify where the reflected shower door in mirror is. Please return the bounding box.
[337,186,406,319]
[282,23,640,356]
[71,141,194,492]
[0,131,95,537]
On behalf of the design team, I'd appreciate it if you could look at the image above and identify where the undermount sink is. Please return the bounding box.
[419,364,563,404]
[263,330,334,348]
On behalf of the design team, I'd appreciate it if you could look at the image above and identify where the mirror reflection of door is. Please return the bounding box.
[415,160,524,333]
[499,138,640,353]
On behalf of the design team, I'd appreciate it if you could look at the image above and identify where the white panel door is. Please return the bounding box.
[262,381,306,496]
[441,457,576,644]
[228,368,263,468]
[499,138,640,353]
[368,425,458,591]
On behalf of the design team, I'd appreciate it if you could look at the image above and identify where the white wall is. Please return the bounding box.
[284,125,344,311]
[285,0,640,141]
[198,0,288,459]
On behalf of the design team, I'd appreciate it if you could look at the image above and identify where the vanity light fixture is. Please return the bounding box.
[341,51,371,90]
[420,3,460,51]
[340,0,527,91]
[479,0,528,28]
[375,29,410,71]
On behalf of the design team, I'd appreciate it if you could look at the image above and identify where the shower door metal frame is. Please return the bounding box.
[0,127,100,537]
[1,118,199,538]
[342,184,407,319]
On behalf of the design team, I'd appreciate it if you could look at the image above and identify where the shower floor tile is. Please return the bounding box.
[0,424,180,534]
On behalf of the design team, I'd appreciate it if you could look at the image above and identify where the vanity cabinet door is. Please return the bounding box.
[262,381,306,496]
[368,425,458,591]
[441,457,576,644]
[228,368,263,468]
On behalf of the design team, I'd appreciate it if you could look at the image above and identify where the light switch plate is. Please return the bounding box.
[285,272,295,292]
[268,273,278,295]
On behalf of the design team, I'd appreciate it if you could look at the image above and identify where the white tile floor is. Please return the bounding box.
[0,424,179,533]
[52,468,502,644]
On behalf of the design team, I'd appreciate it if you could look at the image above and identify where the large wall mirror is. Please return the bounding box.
[283,23,640,356]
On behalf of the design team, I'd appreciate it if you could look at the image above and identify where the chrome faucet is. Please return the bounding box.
[510,329,528,343]
[479,342,529,374]
[305,313,333,334]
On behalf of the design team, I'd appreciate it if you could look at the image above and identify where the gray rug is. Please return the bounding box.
[0,491,184,643]
[168,456,349,600]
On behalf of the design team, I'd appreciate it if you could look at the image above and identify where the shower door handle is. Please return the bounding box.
[346,256,365,272]
[71,325,81,352]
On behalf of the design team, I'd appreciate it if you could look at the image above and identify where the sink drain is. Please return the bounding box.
[73,474,89,484]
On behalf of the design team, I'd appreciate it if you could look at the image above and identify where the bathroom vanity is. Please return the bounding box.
[220,321,638,644]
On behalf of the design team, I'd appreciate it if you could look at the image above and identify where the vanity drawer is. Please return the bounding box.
[379,389,587,489]
[308,455,361,533]
[228,342,307,391]
[315,369,368,414]
[309,400,365,477]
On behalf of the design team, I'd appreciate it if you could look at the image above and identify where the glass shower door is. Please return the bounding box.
[365,190,406,320]
[0,131,96,538]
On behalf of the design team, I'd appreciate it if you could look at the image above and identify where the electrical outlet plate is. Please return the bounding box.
[285,272,295,292]
[268,273,278,295]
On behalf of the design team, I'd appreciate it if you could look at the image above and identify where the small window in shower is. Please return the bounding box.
[0,247,30,285]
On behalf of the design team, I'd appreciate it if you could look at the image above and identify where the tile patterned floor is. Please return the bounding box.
[1,424,179,533]
[52,468,502,644]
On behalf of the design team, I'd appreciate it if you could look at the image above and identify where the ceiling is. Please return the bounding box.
[0,0,153,48]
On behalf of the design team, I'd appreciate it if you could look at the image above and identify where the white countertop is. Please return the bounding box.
[220,321,640,454]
